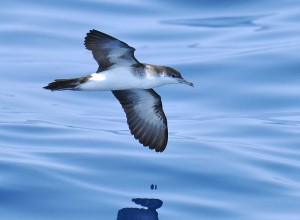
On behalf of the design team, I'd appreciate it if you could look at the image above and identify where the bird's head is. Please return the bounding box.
[162,66,194,87]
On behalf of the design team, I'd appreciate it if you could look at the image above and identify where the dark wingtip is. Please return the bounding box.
[144,144,165,153]
[148,140,167,153]
[84,29,95,48]
[154,143,167,153]
[155,148,164,153]
[84,29,122,47]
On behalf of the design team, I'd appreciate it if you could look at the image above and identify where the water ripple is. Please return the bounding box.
[161,14,270,30]
[1,0,300,219]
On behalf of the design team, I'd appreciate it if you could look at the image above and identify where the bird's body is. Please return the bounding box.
[79,68,142,91]
[44,29,193,152]
[75,65,177,91]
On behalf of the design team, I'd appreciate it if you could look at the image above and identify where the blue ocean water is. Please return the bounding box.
[1,0,300,219]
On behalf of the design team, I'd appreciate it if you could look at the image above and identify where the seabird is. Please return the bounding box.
[44,29,193,152]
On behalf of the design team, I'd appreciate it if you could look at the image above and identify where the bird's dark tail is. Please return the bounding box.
[43,76,91,91]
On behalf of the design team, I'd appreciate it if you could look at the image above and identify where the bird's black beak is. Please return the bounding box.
[179,78,194,87]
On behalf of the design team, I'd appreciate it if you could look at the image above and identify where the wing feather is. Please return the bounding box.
[84,29,141,71]
[112,89,168,152]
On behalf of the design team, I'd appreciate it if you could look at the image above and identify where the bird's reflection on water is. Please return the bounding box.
[117,198,163,220]
[117,184,162,220]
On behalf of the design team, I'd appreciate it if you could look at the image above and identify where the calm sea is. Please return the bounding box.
[1,0,300,219]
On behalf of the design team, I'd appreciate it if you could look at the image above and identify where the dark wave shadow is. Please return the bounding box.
[117,198,163,220]
[161,14,271,30]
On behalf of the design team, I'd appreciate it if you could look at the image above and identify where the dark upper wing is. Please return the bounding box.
[84,29,141,72]
[112,89,168,152]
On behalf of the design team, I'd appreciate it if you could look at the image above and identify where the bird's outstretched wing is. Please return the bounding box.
[112,89,168,152]
[84,29,141,72]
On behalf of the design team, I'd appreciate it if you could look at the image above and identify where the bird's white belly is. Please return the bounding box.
[77,68,161,91]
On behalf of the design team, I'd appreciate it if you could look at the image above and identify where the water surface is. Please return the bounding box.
[1,0,300,219]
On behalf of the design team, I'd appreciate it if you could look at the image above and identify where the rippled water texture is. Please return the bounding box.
[1,0,300,219]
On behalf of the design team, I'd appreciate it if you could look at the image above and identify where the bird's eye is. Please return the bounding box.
[171,74,176,78]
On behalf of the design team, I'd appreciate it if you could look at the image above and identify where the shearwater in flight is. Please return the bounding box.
[44,29,193,152]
